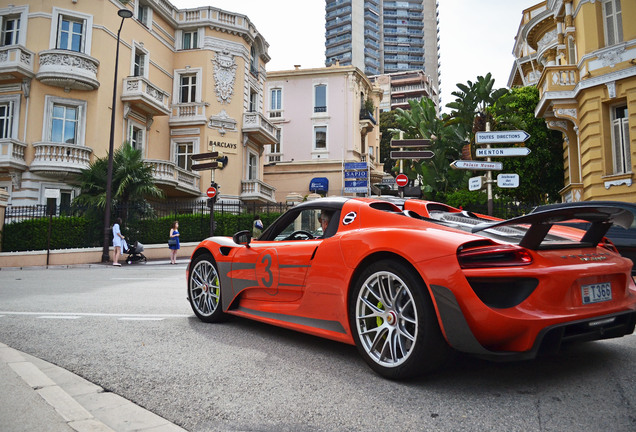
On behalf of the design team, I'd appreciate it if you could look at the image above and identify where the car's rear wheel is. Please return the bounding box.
[350,259,448,379]
[188,253,226,323]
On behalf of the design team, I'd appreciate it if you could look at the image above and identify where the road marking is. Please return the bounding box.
[0,311,189,319]
[37,316,81,320]
[118,317,165,321]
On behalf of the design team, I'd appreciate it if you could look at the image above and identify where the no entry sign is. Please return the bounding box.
[206,187,217,198]
[395,174,409,187]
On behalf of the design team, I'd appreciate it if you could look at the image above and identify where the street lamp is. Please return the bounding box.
[102,8,133,263]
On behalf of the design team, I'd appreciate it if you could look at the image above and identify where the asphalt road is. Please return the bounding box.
[1,264,635,432]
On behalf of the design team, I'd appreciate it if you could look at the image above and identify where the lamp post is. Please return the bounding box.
[102,8,133,263]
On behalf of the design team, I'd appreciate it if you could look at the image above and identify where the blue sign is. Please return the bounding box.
[344,170,368,179]
[309,177,329,192]
[345,180,368,188]
[344,162,367,170]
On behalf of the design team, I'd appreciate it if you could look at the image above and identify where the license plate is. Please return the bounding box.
[581,282,612,304]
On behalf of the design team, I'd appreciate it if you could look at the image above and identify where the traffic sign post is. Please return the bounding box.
[390,139,431,148]
[390,150,435,160]
[395,174,409,187]
[476,147,531,158]
[475,130,530,144]
[450,160,503,170]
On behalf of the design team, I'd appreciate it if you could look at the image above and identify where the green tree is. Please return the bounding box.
[490,86,564,204]
[74,143,164,221]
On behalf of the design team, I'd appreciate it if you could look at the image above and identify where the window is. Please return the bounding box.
[567,36,577,65]
[137,4,151,27]
[314,84,327,113]
[249,90,258,113]
[51,104,78,144]
[0,101,13,139]
[250,46,258,76]
[183,31,198,49]
[1,16,19,46]
[611,105,631,175]
[180,74,197,103]
[133,49,146,77]
[129,124,144,152]
[270,88,282,117]
[57,15,84,52]
[603,0,623,46]
[314,126,327,150]
[269,128,282,162]
[248,152,258,180]
[175,142,194,170]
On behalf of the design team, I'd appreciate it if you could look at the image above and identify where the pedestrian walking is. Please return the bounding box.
[112,217,125,266]
[168,221,180,264]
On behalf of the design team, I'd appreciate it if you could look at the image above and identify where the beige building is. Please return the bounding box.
[509,0,636,202]
[0,0,278,208]
[371,70,438,112]
[263,65,383,202]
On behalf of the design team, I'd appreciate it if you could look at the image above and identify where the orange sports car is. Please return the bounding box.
[186,197,636,379]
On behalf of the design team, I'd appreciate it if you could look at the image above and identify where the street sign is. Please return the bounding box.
[191,151,220,161]
[395,174,409,187]
[344,170,368,179]
[476,147,531,158]
[206,187,217,198]
[497,173,520,188]
[191,161,220,171]
[475,130,530,144]
[390,139,431,148]
[390,150,435,160]
[469,176,485,191]
[344,162,367,170]
[344,180,368,193]
[450,160,503,171]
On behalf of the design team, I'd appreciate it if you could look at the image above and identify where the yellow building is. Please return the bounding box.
[509,0,636,202]
[0,0,278,207]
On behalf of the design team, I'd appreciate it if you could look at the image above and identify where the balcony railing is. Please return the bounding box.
[0,139,27,171]
[169,102,207,126]
[538,65,579,95]
[242,112,279,146]
[36,49,99,91]
[0,45,35,80]
[29,142,92,175]
[241,179,276,203]
[146,159,201,196]
[121,77,170,116]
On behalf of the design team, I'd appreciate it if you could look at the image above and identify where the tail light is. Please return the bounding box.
[458,243,533,269]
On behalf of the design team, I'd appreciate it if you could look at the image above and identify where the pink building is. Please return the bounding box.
[264,65,383,202]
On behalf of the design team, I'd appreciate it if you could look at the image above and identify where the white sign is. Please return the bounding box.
[451,160,503,171]
[475,130,530,144]
[476,147,531,158]
[469,176,484,191]
[497,173,520,188]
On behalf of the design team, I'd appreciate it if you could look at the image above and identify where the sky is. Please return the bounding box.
[170,0,537,109]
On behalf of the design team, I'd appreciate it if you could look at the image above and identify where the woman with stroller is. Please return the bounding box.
[112,217,125,266]
[168,221,180,264]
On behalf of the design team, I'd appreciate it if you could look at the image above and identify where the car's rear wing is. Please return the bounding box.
[471,205,633,250]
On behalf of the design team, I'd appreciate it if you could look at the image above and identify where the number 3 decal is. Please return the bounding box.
[256,249,279,295]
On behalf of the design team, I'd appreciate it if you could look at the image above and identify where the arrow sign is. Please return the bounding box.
[390,150,435,160]
[475,130,530,144]
[390,139,431,148]
[191,151,220,161]
[191,161,220,171]
[450,160,503,171]
[476,147,531,158]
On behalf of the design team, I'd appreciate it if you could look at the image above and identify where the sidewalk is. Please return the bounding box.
[0,342,188,432]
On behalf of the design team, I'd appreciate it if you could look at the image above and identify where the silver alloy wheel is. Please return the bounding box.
[355,270,418,368]
[190,259,221,317]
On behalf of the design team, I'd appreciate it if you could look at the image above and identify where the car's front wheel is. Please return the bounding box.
[188,253,226,323]
[350,259,448,379]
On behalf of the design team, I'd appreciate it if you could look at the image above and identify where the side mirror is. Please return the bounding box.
[232,230,252,247]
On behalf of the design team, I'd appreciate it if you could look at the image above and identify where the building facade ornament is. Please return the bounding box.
[39,52,98,74]
[599,45,625,68]
[213,50,237,104]
[604,178,632,189]
[208,109,237,135]
[606,81,616,98]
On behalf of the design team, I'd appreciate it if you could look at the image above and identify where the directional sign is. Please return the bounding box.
[344,170,368,179]
[476,147,531,158]
[344,162,367,170]
[497,173,520,188]
[206,187,217,198]
[191,151,220,161]
[191,161,220,171]
[390,139,431,148]
[395,174,409,187]
[475,130,530,144]
[469,176,485,191]
[390,150,435,160]
[450,160,503,171]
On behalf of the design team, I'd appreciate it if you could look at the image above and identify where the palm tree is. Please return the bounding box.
[74,143,164,221]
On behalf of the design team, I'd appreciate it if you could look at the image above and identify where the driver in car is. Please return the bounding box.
[318,211,332,238]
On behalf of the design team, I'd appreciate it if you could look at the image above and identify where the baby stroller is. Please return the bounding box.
[125,240,147,264]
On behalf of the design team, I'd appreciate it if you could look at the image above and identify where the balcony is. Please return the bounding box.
[538,65,579,95]
[242,112,278,146]
[169,102,207,126]
[0,46,35,80]
[121,77,170,116]
[29,142,92,176]
[146,159,201,196]
[0,139,27,171]
[240,179,276,203]
[36,49,99,91]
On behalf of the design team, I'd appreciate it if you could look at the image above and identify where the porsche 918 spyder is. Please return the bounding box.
[186,197,636,379]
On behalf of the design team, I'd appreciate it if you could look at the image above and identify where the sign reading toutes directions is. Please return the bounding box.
[475,130,530,145]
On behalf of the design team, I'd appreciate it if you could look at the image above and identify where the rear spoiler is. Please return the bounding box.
[471,205,633,250]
